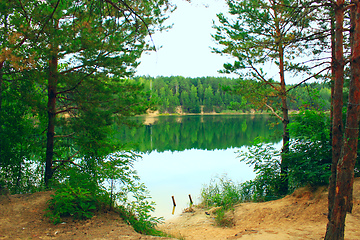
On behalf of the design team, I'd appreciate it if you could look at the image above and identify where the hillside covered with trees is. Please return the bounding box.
[134,76,331,114]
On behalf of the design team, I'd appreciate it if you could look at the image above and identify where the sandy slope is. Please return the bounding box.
[0,191,172,240]
[0,179,359,240]
[160,178,360,240]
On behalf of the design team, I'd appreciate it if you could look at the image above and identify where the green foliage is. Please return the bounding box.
[98,152,164,235]
[238,139,283,201]
[0,70,44,194]
[0,0,173,185]
[45,151,163,235]
[46,185,99,224]
[288,109,330,142]
[135,76,331,114]
[212,0,324,77]
[200,175,240,226]
[116,184,164,235]
[1,0,171,236]
[201,175,242,210]
[288,83,331,111]
[286,110,331,187]
[235,110,331,203]
[200,113,331,222]
[214,207,235,227]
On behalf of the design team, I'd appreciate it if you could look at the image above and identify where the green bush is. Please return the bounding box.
[201,175,242,209]
[200,175,241,226]
[237,139,283,201]
[46,185,99,224]
[45,151,164,237]
[235,110,332,202]
[286,109,331,188]
[116,182,163,235]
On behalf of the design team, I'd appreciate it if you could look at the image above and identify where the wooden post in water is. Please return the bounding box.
[171,196,176,215]
[171,195,176,207]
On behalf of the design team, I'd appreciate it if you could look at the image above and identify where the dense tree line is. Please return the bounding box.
[134,76,331,114]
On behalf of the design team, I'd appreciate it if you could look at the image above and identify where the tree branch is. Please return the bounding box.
[59,64,85,75]
[248,61,279,92]
[287,66,331,92]
[55,107,78,115]
[265,103,283,121]
[103,0,157,51]
[53,151,81,171]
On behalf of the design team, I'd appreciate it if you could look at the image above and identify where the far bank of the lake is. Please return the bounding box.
[140,109,302,126]
[142,109,302,117]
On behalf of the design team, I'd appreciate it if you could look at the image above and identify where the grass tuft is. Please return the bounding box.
[200,175,242,227]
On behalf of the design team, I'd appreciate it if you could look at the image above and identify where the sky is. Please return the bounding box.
[135,0,326,85]
[135,0,237,78]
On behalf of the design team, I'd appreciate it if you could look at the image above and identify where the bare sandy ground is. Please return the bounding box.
[0,178,359,240]
[159,178,360,240]
[0,191,172,240]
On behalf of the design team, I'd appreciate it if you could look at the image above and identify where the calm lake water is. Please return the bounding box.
[118,114,281,219]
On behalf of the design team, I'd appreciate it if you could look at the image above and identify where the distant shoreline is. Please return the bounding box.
[141,109,301,117]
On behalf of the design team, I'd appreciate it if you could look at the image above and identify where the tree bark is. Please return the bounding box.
[325,1,360,239]
[275,9,290,194]
[0,61,3,111]
[346,0,358,214]
[326,1,345,235]
[330,10,336,141]
[44,46,58,187]
[279,44,290,195]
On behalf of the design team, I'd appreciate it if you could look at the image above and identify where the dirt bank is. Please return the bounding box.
[159,178,360,240]
[0,191,172,240]
[0,179,359,240]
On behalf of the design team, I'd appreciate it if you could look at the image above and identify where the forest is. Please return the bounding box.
[0,0,359,239]
[134,76,331,114]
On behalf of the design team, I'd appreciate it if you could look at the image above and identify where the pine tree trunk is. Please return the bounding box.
[279,42,289,195]
[0,61,3,111]
[326,1,345,236]
[325,1,360,239]
[44,49,58,187]
[273,4,290,194]
[280,95,290,194]
[346,0,358,214]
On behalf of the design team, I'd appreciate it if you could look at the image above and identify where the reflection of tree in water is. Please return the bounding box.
[115,115,281,152]
[241,120,247,132]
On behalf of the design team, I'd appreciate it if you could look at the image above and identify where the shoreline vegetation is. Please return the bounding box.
[143,108,303,117]
[141,108,304,125]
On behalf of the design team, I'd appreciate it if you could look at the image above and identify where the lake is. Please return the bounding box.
[117,114,281,219]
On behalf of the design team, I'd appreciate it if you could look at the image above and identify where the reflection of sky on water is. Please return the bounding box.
[133,147,257,220]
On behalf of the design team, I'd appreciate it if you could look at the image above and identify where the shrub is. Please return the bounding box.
[45,151,165,237]
[286,109,331,188]
[237,139,283,201]
[201,175,242,209]
[200,175,241,226]
[46,185,99,224]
